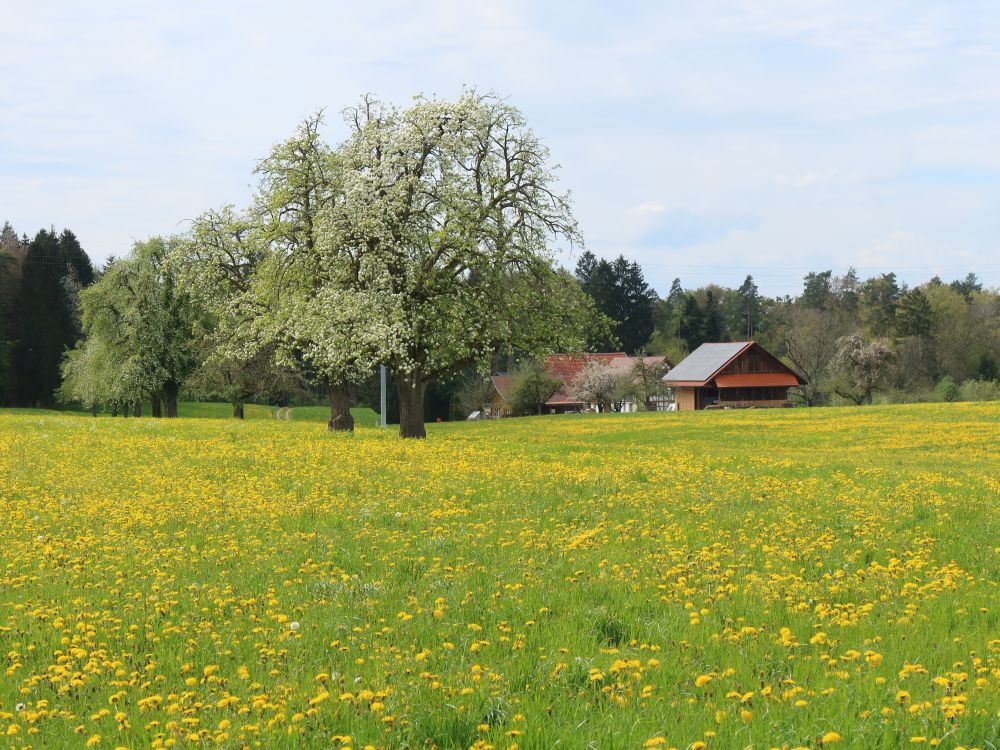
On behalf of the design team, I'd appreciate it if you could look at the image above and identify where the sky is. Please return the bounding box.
[3,0,999,296]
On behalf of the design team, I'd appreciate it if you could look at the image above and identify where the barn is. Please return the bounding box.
[662,341,806,411]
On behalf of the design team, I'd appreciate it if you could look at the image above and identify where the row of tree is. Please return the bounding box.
[3,97,996,423]
[52,93,602,437]
[4,224,995,422]
[572,252,999,405]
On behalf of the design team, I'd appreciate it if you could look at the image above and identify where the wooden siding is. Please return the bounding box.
[489,392,511,418]
[718,345,789,376]
[675,388,696,411]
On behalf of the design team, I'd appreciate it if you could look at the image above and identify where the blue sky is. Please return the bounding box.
[3,0,999,296]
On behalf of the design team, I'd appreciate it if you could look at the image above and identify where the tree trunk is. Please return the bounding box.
[150,396,162,418]
[327,381,354,432]
[133,400,141,417]
[122,400,129,418]
[233,401,244,419]
[110,402,119,417]
[164,380,179,418]
[90,405,98,417]
[397,374,427,439]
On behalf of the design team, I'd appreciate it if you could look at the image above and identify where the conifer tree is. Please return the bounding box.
[10,229,94,407]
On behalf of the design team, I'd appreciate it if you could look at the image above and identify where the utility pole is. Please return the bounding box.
[380,365,387,427]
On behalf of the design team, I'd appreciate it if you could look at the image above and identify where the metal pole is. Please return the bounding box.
[380,365,387,427]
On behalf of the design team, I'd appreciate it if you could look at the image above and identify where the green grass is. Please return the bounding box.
[45,399,276,419]
[0,402,996,749]
[287,405,380,425]
[46,400,381,424]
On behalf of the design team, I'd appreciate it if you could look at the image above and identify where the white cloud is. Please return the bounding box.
[1,0,998,293]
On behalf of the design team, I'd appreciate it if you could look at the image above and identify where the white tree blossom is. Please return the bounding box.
[834,331,894,405]
[326,92,588,437]
[570,361,630,413]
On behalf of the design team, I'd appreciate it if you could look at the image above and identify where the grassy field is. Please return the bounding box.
[0,403,997,749]
[50,401,379,424]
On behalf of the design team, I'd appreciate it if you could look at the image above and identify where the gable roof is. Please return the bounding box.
[662,342,753,386]
[544,353,625,384]
[663,341,806,388]
[543,353,626,405]
[489,374,518,402]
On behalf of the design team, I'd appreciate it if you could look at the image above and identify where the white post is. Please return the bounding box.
[380,365,387,427]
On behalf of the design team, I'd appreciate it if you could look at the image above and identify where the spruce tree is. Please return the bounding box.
[737,275,760,339]
[9,228,94,407]
[576,253,657,353]
[677,294,705,352]
[702,289,725,342]
[0,222,26,403]
[896,288,934,338]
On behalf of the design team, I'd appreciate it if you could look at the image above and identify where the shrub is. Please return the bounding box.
[933,376,961,402]
[959,378,1000,402]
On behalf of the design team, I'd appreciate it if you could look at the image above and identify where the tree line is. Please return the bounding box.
[2,95,997,427]
[13,93,603,437]
[572,256,1000,405]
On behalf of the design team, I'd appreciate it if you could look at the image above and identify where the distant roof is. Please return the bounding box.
[662,342,753,385]
[544,353,625,384]
[543,353,625,405]
[490,373,518,402]
[606,355,670,372]
[493,353,674,408]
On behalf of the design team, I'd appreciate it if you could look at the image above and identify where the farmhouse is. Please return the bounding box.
[487,352,671,417]
[662,341,805,411]
[605,354,673,412]
[488,353,622,417]
[543,353,626,413]
[487,373,518,418]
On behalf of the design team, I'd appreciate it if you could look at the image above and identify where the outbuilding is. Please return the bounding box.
[662,341,806,411]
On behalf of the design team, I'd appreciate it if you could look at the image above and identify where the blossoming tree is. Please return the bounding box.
[328,92,589,437]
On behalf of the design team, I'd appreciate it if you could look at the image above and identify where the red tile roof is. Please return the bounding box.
[606,355,670,372]
[543,353,625,406]
[544,353,624,384]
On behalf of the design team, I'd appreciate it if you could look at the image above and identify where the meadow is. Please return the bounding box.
[0,403,997,749]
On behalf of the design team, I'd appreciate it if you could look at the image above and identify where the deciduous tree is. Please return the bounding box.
[570,360,629,413]
[833,331,893,405]
[511,360,561,416]
[63,238,196,416]
[331,93,587,437]
[781,306,846,405]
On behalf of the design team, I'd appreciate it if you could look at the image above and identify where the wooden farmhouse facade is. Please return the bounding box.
[487,373,517,418]
[662,341,805,411]
[487,353,625,417]
[485,353,672,417]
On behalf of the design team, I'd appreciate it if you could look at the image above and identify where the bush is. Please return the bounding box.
[875,388,931,405]
[511,361,560,416]
[933,376,960,402]
[959,379,1000,402]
